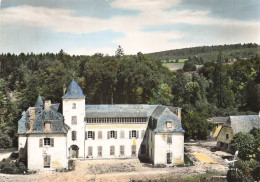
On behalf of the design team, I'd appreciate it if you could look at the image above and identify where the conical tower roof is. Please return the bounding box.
[34,95,44,107]
[62,80,85,99]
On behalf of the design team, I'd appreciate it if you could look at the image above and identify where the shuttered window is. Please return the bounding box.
[130,130,139,138]
[131,145,136,156]
[44,155,51,168]
[72,131,77,140]
[167,135,172,144]
[107,131,117,139]
[98,131,102,139]
[110,146,115,155]
[120,145,125,155]
[44,138,50,146]
[86,131,95,140]
[88,146,93,156]
[71,116,77,125]
[98,146,102,157]
[120,130,124,139]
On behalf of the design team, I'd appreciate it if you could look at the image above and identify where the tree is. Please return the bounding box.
[182,111,214,140]
[115,45,124,58]
[230,132,256,160]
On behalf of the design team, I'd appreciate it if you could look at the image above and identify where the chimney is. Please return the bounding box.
[28,107,36,131]
[45,100,51,109]
[177,108,182,120]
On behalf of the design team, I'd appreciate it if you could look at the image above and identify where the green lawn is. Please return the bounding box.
[163,62,185,71]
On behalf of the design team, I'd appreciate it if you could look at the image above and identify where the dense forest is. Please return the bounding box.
[1,45,260,148]
[148,43,259,62]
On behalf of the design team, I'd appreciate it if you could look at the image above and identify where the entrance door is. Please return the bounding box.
[167,152,172,164]
[70,145,79,158]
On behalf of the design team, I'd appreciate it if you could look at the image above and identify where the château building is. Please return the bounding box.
[18,80,184,170]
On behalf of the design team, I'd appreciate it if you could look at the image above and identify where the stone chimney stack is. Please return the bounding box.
[29,107,36,131]
[45,100,51,109]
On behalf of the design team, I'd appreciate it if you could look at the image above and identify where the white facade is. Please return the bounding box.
[27,134,67,170]
[63,98,85,158]
[18,80,185,170]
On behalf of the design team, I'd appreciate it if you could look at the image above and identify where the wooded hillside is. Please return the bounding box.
[1,46,260,147]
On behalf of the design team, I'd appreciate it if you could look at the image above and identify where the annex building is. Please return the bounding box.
[18,80,184,170]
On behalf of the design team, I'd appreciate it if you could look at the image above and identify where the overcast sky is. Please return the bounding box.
[0,0,259,55]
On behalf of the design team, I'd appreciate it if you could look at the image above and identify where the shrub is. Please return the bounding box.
[230,132,255,160]
[0,158,27,174]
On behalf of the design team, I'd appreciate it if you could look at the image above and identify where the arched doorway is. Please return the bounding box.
[70,145,79,158]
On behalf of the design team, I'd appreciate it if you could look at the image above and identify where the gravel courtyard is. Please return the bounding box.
[0,141,230,182]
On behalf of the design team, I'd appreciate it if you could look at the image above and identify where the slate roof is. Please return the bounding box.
[150,106,184,133]
[18,102,68,134]
[210,117,229,125]
[62,80,86,99]
[85,104,157,118]
[34,95,44,107]
[227,115,260,134]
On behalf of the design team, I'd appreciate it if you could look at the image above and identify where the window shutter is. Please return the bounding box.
[50,138,54,147]
[136,131,139,139]
[98,131,102,139]
[93,131,95,140]
[129,131,132,139]
[120,131,124,139]
[115,131,117,139]
[39,139,43,147]
[107,131,110,139]
[85,131,88,140]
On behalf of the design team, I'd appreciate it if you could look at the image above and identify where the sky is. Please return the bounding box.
[0,0,260,55]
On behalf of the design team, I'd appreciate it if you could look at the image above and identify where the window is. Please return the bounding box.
[72,131,77,140]
[72,103,76,109]
[131,145,136,156]
[110,146,115,155]
[120,130,124,139]
[166,121,172,128]
[107,131,117,139]
[98,131,102,139]
[71,116,77,125]
[167,152,172,164]
[129,130,139,139]
[167,135,172,144]
[44,155,51,168]
[39,138,54,147]
[44,122,51,131]
[87,131,95,139]
[98,146,102,157]
[88,146,93,156]
[226,134,229,139]
[44,138,50,146]
[120,145,125,156]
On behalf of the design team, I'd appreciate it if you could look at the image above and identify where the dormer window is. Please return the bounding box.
[166,121,172,128]
[72,103,76,109]
[44,121,51,132]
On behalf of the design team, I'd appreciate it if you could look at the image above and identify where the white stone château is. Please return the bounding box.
[18,80,185,171]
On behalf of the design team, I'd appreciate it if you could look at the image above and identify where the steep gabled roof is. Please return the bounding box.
[62,80,85,99]
[228,115,260,134]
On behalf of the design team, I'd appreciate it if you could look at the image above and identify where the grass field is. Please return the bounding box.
[163,62,185,71]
